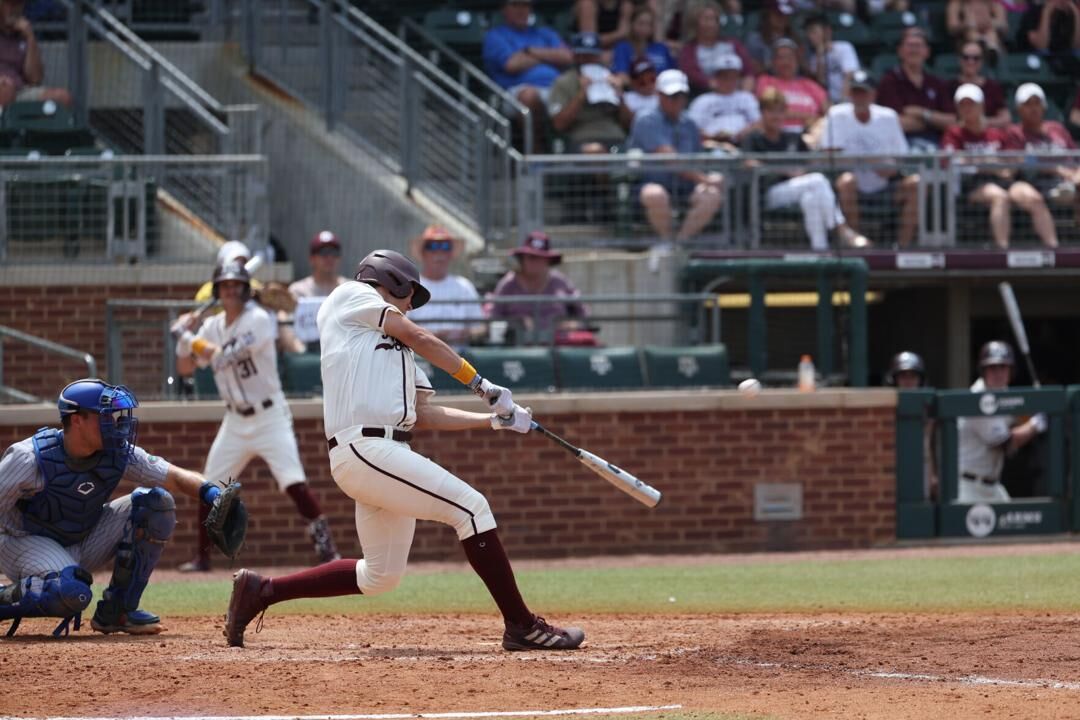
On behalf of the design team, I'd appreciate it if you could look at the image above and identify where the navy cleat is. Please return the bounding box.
[91,603,163,635]
[502,615,585,651]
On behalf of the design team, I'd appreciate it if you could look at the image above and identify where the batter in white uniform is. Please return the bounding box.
[174,260,339,570]
[223,249,585,652]
[957,341,1046,503]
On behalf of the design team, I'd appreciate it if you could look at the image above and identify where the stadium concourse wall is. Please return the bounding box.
[0,390,896,563]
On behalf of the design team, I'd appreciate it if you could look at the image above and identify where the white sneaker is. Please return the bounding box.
[647,241,674,273]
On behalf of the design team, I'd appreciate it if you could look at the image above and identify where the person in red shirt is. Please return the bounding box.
[1004,83,1080,224]
[754,38,828,132]
[876,28,953,150]
[942,83,1058,249]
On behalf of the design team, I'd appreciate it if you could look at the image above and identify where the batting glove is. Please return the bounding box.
[175,330,195,358]
[1031,412,1048,434]
[491,404,532,433]
[470,376,515,417]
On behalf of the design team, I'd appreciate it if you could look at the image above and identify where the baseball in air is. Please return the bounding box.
[738,378,762,395]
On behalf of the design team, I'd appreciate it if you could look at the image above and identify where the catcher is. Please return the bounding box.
[0,379,247,636]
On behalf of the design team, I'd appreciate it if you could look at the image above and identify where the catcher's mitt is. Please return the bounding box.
[253,282,298,314]
[205,481,248,559]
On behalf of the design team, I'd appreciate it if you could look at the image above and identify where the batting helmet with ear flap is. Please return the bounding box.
[354,249,431,309]
[885,351,925,386]
[212,259,252,301]
[978,340,1015,369]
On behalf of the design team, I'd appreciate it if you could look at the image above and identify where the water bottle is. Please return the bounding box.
[798,354,816,392]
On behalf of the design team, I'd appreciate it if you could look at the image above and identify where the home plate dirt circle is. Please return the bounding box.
[4,611,1080,719]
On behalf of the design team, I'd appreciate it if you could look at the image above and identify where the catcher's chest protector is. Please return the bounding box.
[19,428,129,546]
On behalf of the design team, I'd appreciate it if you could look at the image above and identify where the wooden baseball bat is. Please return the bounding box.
[530,421,661,508]
[998,281,1040,388]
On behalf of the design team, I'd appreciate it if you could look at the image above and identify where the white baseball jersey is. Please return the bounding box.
[318,282,434,438]
[957,378,1013,497]
[196,301,281,410]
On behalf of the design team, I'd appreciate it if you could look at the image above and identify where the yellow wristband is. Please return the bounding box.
[191,338,211,356]
[451,359,478,385]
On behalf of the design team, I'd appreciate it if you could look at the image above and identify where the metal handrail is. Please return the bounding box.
[398,16,533,156]
[339,3,513,134]
[0,325,98,401]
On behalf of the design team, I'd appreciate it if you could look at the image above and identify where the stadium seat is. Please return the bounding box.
[22,128,98,156]
[555,346,645,390]
[642,344,730,388]
[1,100,75,131]
[422,8,489,48]
[280,351,323,395]
[826,12,872,48]
[869,11,925,47]
[464,346,557,392]
[869,53,899,79]
[997,53,1059,86]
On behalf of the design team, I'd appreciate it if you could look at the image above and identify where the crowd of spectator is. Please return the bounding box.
[478,0,1080,251]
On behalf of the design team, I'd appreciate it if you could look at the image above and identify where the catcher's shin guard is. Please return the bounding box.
[0,565,94,637]
[92,487,176,634]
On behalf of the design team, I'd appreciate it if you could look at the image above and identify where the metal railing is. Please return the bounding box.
[238,0,519,245]
[0,155,269,263]
[0,324,97,402]
[398,16,533,156]
[516,150,1080,251]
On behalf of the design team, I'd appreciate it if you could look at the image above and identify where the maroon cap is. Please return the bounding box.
[309,230,341,253]
[512,230,562,264]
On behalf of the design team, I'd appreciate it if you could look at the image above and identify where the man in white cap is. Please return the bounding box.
[687,54,760,149]
[817,70,921,247]
[1004,83,1080,223]
[942,83,1058,249]
[627,68,724,266]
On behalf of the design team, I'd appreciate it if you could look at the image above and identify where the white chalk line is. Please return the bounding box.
[0,705,684,720]
[727,658,1080,691]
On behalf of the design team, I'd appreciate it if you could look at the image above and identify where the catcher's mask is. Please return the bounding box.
[354,249,431,309]
[58,379,139,457]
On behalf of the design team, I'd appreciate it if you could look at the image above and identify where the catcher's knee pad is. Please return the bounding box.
[356,563,403,597]
[0,565,93,620]
[103,487,176,612]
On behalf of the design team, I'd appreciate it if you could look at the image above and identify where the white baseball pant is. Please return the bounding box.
[204,393,306,491]
[328,426,496,596]
[958,478,1011,503]
[765,172,845,251]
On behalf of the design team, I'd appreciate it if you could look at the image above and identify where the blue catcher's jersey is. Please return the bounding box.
[17,428,131,546]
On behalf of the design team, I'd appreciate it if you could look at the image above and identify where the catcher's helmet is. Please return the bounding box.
[885,351,925,386]
[212,259,252,301]
[978,340,1015,369]
[354,249,431,309]
[58,379,139,454]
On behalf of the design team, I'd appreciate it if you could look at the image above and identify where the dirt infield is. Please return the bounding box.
[4,545,1080,720]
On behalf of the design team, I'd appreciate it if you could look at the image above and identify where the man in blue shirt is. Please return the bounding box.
[627,69,724,261]
[483,0,573,150]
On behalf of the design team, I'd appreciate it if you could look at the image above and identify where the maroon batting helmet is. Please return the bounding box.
[212,259,252,300]
[354,249,431,309]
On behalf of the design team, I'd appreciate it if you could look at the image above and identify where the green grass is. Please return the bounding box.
[145,552,1080,616]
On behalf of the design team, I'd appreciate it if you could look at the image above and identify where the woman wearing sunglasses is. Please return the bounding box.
[944,40,1010,128]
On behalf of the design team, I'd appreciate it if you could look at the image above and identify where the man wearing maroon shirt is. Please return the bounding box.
[1004,83,1080,224]
[943,83,1058,249]
[0,0,70,107]
[876,28,953,151]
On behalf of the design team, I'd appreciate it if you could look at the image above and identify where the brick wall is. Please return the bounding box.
[0,399,896,565]
[0,283,200,400]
